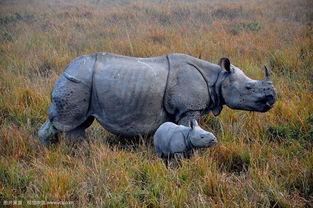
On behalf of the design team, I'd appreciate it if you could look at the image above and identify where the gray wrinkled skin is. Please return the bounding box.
[38,53,276,145]
[154,119,217,159]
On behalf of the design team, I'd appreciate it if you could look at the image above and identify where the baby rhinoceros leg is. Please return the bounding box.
[173,152,185,161]
[38,120,59,146]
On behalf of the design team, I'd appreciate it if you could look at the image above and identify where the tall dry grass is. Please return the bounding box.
[0,0,312,207]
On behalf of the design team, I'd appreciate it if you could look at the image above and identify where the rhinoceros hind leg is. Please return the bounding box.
[65,116,94,143]
[38,120,59,146]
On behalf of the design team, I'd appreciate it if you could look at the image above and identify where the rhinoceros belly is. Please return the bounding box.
[91,53,169,136]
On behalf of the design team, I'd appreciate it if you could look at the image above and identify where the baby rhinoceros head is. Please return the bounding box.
[189,119,217,148]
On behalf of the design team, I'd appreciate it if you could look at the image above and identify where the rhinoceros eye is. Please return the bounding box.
[245,83,253,90]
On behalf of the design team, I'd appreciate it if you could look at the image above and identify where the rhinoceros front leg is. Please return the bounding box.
[65,116,94,143]
[38,120,59,146]
[65,128,85,143]
[177,111,201,126]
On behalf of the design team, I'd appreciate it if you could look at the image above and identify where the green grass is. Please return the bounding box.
[0,0,312,207]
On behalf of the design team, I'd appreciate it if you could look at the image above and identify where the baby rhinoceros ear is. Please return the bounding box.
[190,119,199,129]
[218,57,231,72]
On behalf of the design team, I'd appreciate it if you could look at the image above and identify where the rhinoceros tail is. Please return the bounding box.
[48,53,98,132]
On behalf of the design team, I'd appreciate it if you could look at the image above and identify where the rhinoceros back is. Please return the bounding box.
[48,54,96,131]
[91,53,169,136]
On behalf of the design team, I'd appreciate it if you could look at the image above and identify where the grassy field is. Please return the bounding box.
[0,0,312,207]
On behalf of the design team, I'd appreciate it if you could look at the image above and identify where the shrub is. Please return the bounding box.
[0,13,23,25]
[230,22,261,35]
[211,6,249,20]
[215,146,250,173]
[266,115,313,143]
[266,125,290,141]
[0,12,34,25]
[0,31,14,42]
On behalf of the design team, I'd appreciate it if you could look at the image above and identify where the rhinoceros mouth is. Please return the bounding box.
[256,95,275,112]
[264,102,274,111]
[208,141,217,147]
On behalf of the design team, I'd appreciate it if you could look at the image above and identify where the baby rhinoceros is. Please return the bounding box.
[154,119,217,159]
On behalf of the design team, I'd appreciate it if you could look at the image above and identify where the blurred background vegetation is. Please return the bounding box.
[0,0,312,207]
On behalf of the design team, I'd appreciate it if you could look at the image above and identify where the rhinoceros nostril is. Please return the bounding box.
[210,138,217,144]
[266,95,274,100]
[265,94,275,105]
[257,94,275,105]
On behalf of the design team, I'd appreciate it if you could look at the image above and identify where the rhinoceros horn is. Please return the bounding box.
[264,65,270,80]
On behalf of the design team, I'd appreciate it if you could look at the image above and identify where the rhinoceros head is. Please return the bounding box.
[189,119,217,148]
[218,58,277,112]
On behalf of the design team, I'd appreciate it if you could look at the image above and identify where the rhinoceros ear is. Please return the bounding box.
[190,119,198,129]
[218,57,231,72]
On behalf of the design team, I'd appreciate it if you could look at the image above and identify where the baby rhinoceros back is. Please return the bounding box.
[154,119,217,159]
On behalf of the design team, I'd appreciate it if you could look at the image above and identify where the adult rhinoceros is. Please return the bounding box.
[38,53,276,145]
